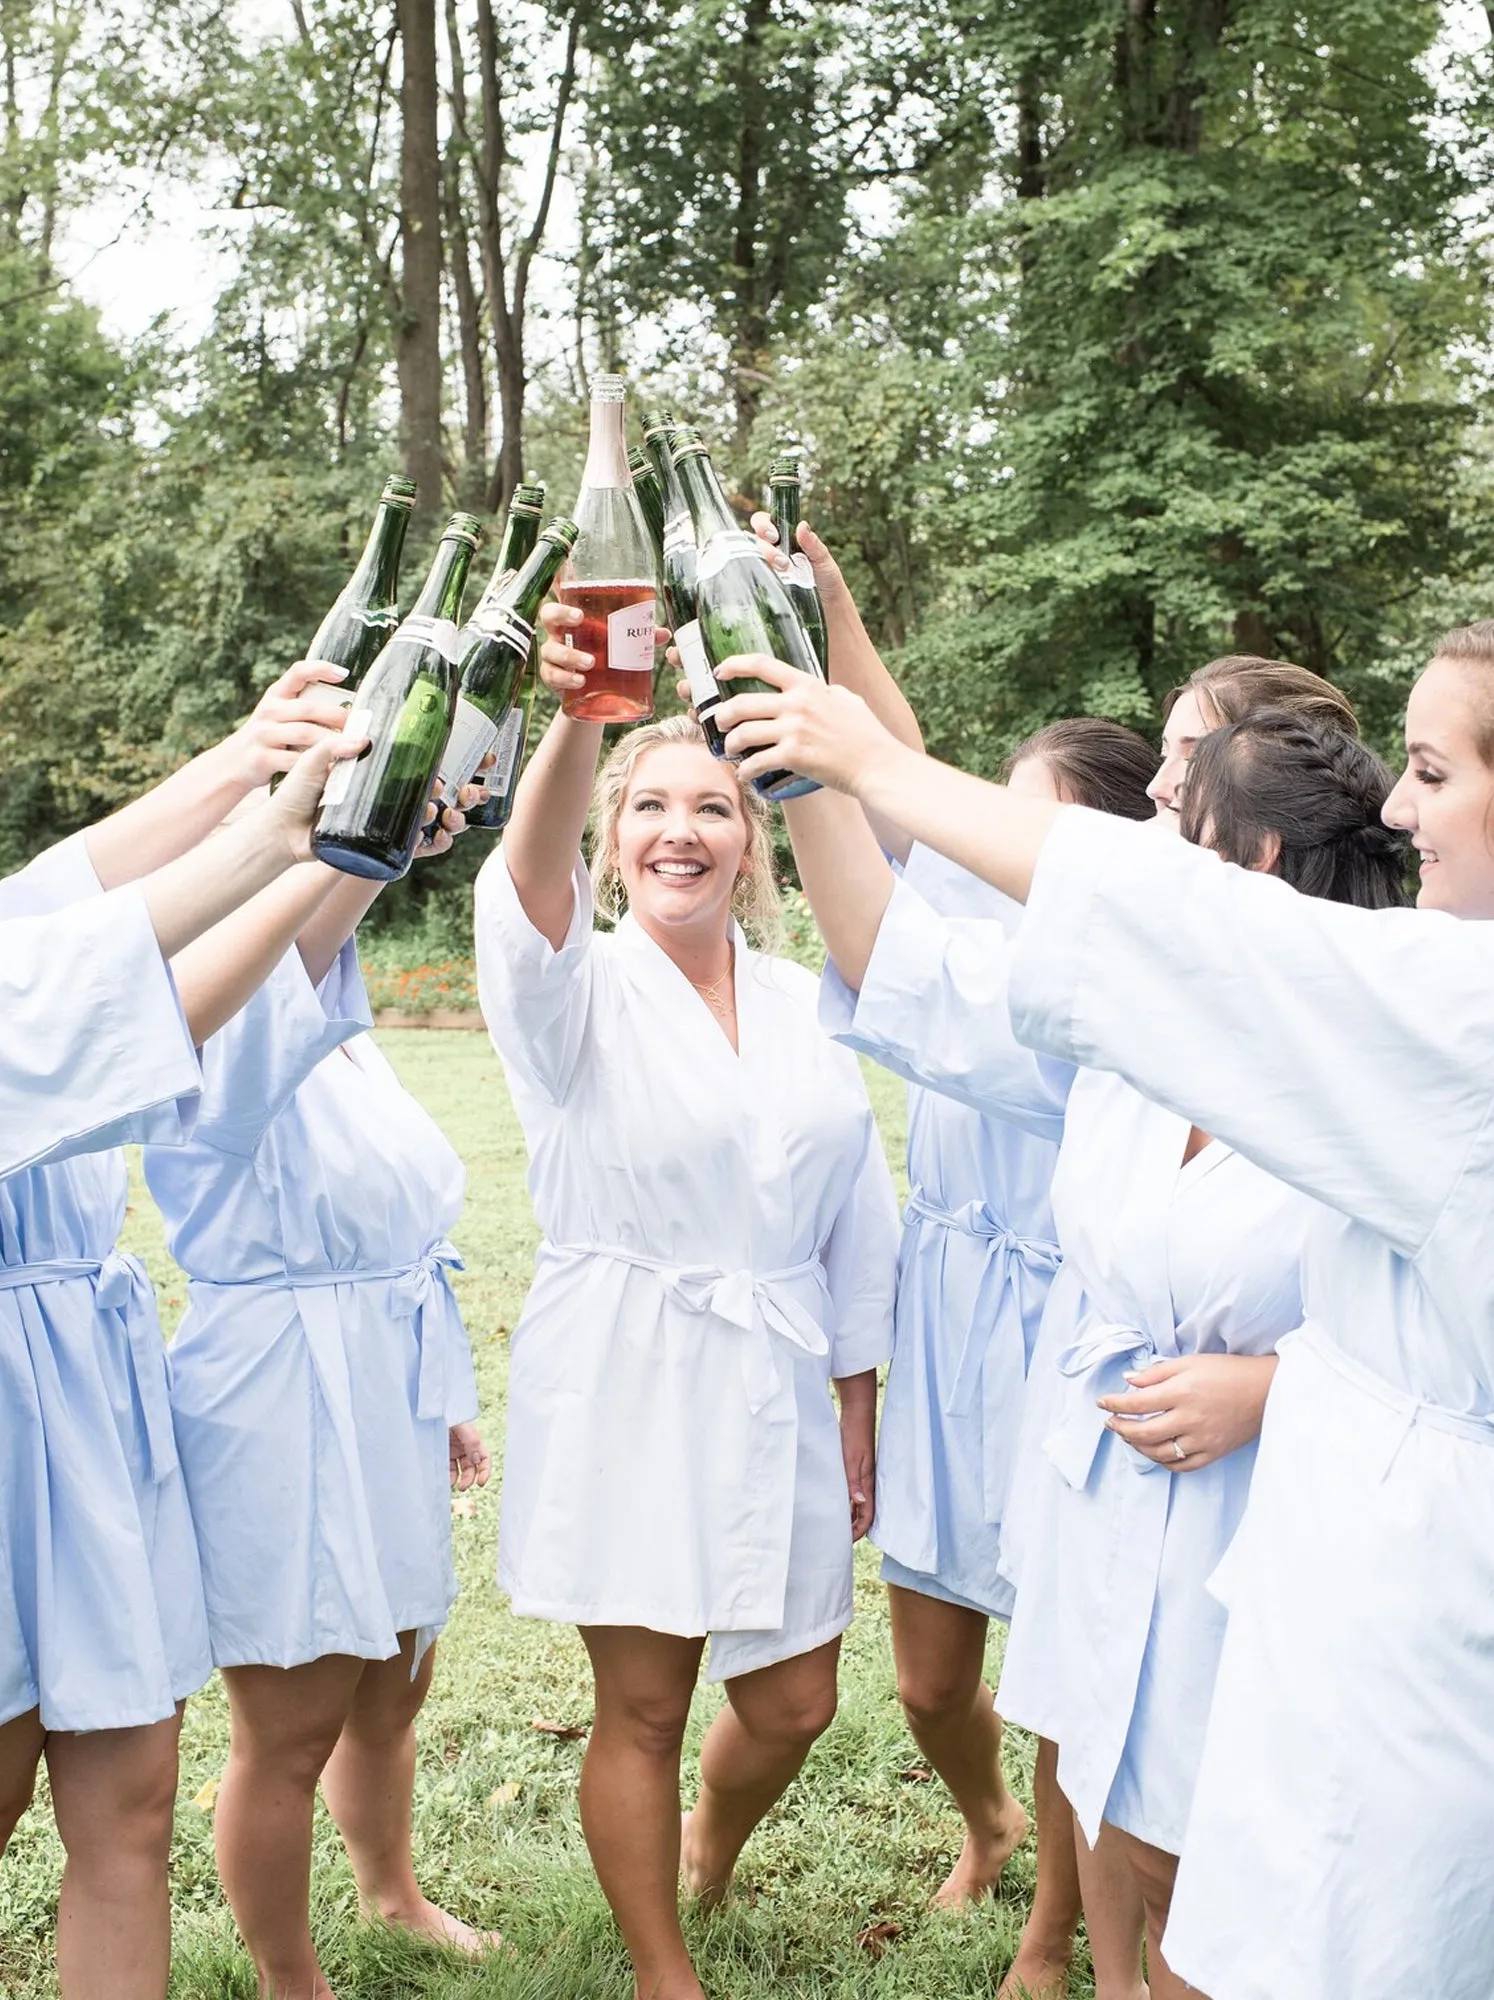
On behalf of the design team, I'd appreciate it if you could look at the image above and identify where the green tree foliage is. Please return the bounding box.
[1,0,1491,904]
[768,2,1494,768]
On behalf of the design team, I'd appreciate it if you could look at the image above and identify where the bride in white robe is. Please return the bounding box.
[476,622,896,2000]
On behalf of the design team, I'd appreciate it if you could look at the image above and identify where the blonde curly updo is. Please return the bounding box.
[588,715,784,952]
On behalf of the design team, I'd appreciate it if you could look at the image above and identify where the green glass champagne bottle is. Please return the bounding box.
[628,446,665,554]
[768,455,828,672]
[437,517,578,810]
[462,481,546,832]
[651,422,726,755]
[312,513,482,880]
[671,429,823,798]
[307,474,418,689]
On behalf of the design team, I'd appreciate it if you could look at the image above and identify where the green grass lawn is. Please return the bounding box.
[0,1031,1096,2000]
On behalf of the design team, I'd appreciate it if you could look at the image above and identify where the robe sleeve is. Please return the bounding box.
[0,831,102,918]
[819,873,1072,1143]
[185,938,374,1157]
[820,1105,899,1378]
[0,890,202,1176]
[1009,808,1494,1255]
[474,845,595,1106]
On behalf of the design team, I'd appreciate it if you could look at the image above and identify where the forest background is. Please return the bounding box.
[2,0,1493,969]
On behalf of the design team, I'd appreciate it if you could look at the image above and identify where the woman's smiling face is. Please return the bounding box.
[615,739,751,940]
[1148,685,1218,829]
[1382,657,1494,918]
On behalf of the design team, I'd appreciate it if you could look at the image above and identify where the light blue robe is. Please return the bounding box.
[819,845,1065,1618]
[1009,807,1494,2000]
[1,841,200,1177]
[995,1067,1313,1853]
[0,835,209,1731]
[144,945,479,1669]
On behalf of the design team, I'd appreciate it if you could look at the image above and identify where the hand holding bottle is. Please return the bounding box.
[263,730,372,863]
[714,655,896,796]
[218,660,356,790]
[536,601,670,700]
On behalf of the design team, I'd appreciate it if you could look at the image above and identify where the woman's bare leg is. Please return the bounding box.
[579,1626,706,2000]
[887,1587,1029,1906]
[319,1632,498,1954]
[45,1709,183,2000]
[999,1738,1085,1999]
[1109,1826,1202,2000]
[216,1656,365,1999]
[0,1706,45,1855]
[682,1636,840,1906]
[1074,1816,1150,2000]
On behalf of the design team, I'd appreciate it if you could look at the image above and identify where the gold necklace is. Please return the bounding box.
[688,953,735,1018]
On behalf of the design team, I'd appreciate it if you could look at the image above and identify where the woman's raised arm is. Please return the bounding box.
[500,602,608,951]
[717,658,1061,904]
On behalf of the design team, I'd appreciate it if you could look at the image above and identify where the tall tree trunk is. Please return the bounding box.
[728,0,772,456]
[472,0,584,512]
[444,0,488,509]
[396,0,446,516]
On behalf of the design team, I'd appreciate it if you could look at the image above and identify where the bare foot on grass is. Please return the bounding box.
[366,1894,506,1955]
[680,1808,732,1910]
[996,1950,1072,2000]
[932,1796,1031,1909]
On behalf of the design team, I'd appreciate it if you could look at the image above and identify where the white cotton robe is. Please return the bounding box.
[0,836,210,1731]
[1008,807,1494,2000]
[819,845,1065,1618]
[475,848,898,1676]
[144,946,479,1668]
[995,1066,1314,1853]
[0,845,201,1178]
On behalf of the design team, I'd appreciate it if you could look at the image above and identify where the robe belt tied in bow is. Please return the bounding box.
[1043,1317,1166,1492]
[0,1249,178,1481]
[902,1189,1062,1542]
[553,1244,829,1415]
[187,1239,470,1672]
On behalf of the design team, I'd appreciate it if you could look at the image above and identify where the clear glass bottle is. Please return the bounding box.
[556,375,657,722]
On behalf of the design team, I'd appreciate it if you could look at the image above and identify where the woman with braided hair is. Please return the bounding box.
[758,683,1404,1998]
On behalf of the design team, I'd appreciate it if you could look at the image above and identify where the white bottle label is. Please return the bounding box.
[437,695,502,805]
[695,531,758,584]
[675,620,719,711]
[319,703,376,810]
[474,601,533,652]
[663,513,694,557]
[607,596,656,676]
[488,708,525,795]
[787,553,815,589]
[397,613,461,662]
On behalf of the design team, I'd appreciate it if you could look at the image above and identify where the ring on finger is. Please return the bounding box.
[1171,1437,1187,1462]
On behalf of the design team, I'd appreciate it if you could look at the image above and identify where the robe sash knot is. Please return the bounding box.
[1044,1314,1165,1491]
[550,1243,830,1416]
[186,1238,469,1668]
[0,1250,177,1482]
[903,1187,1060,1535]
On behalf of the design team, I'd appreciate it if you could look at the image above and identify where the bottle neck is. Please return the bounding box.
[503,535,575,626]
[770,481,802,550]
[646,430,691,526]
[582,392,631,488]
[480,508,543,599]
[675,451,739,541]
[412,536,477,624]
[348,499,411,608]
